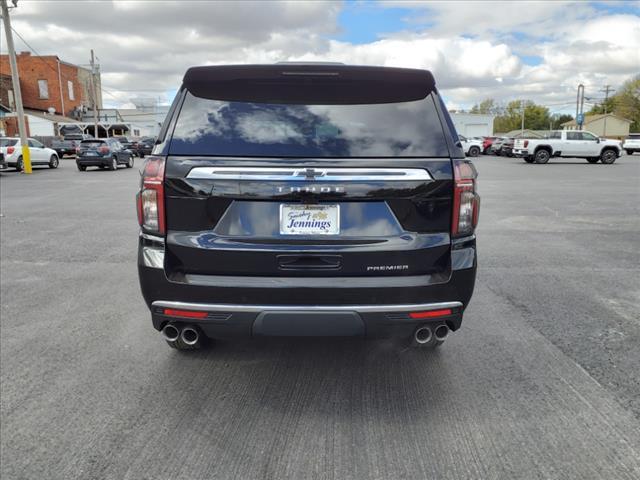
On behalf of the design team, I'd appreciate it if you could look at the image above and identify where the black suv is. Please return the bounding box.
[136,137,155,158]
[137,64,479,350]
[76,138,134,171]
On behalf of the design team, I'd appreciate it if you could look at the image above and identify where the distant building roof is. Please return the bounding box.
[24,108,80,124]
[562,113,632,127]
[499,129,551,138]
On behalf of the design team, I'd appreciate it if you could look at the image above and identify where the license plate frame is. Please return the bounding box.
[280,204,340,235]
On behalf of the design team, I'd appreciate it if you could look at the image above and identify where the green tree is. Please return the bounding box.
[587,97,616,115]
[614,75,640,132]
[493,100,551,133]
[470,99,498,114]
[586,75,640,131]
[552,114,574,129]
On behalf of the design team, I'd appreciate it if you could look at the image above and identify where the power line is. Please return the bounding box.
[600,85,615,136]
[9,26,75,83]
[8,26,128,103]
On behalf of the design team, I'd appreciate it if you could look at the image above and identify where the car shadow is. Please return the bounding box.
[516,161,621,165]
[158,336,451,417]
[78,167,126,173]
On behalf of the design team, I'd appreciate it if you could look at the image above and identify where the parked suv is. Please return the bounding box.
[137,64,479,351]
[135,137,155,158]
[0,137,60,171]
[482,136,496,154]
[76,138,134,171]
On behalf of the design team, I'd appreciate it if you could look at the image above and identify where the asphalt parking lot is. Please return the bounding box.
[1,155,639,479]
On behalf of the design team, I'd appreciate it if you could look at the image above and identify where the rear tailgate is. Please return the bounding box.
[163,158,453,277]
[160,65,460,280]
[514,139,527,149]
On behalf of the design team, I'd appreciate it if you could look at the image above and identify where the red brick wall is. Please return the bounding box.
[2,116,30,137]
[0,53,85,117]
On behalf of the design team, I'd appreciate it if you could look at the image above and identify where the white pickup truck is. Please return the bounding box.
[623,133,640,155]
[458,135,483,157]
[513,130,622,164]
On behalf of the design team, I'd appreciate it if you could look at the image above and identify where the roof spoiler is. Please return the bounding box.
[182,64,436,104]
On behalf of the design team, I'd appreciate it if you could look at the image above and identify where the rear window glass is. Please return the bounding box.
[0,139,18,147]
[81,140,105,146]
[169,91,449,157]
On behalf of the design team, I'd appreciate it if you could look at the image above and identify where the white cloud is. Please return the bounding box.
[0,0,637,113]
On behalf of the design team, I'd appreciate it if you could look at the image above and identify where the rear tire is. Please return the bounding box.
[524,156,534,163]
[48,155,59,168]
[468,146,480,157]
[15,157,23,172]
[77,164,86,171]
[126,155,134,168]
[110,156,118,171]
[600,148,617,164]
[625,149,633,155]
[586,157,599,164]
[534,149,551,164]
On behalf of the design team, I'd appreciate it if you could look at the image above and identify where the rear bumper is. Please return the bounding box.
[151,300,464,338]
[76,156,110,166]
[513,149,529,157]
[137,234,477,339]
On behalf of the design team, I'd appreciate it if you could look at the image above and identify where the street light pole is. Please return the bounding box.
[1,0,32,173]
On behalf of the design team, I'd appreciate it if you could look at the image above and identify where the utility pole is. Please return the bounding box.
[600,85,614,138]
[1,0,32,173]
[521,99,525,136]
[90,49,99,138]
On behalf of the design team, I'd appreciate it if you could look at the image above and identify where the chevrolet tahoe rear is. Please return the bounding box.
[137,64,479,350]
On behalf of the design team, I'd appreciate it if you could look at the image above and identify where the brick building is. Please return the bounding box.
[0,52,101,118]
[0,73,17,136]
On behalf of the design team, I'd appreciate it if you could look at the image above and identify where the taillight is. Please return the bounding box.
[452,160,480,237]
[7,146,14,154]
[524,140,529,148]
[99,146,109,154]
[76,146,81,154]
[136,156,166,235]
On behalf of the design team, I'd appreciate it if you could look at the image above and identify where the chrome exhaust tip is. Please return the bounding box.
[414,326,433,345]
[162,323,180,342]
[180,326,200,346]
[434,324,450,342]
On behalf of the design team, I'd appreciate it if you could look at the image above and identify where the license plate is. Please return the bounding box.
[280,204,340,235]
[85,151,97,156]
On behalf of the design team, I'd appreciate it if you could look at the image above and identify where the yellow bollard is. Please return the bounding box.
[21,144,32,174]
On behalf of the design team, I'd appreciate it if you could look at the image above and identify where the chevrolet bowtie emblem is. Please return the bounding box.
[294,168,326,179]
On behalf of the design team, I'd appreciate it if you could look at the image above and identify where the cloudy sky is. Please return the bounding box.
[2,0,639,113]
